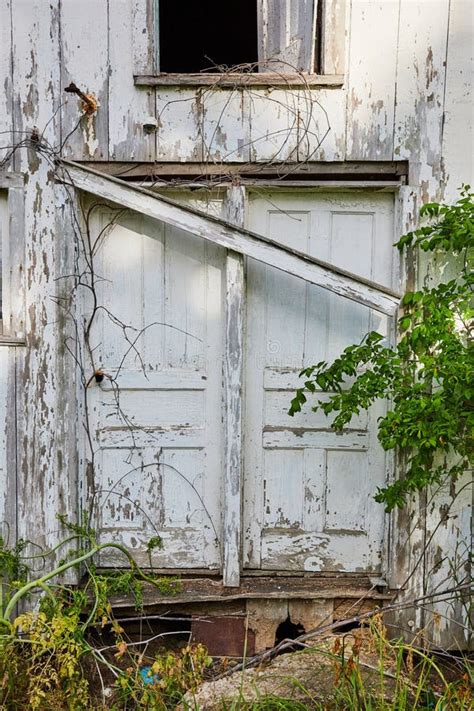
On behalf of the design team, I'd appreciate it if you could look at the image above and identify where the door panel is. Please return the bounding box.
[86,205,225,569]
[243,191,395,573]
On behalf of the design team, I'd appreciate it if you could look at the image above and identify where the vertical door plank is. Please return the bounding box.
[222,187,245,586]
[346,0,399,160]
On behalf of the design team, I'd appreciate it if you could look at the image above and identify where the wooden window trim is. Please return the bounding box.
[134,73,344,88]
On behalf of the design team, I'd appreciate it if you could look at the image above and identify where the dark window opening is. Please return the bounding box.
[159,0,259,74]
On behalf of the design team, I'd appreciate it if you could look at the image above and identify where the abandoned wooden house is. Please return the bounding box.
[0,0,471,654]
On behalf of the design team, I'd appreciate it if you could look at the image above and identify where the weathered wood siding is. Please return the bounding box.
[0,0,469,178]
[0,0,471,648]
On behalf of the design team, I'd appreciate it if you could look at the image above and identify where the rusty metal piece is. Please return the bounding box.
[191,615,255,657]
[64,82,97,115]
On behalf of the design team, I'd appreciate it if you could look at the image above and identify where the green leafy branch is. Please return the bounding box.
[289,187,473,511]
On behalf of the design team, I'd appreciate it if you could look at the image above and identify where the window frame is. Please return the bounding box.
[133,0,346,88]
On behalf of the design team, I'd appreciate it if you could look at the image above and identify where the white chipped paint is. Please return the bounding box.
[243,191,393,572]
[0,0,471,647]
[85,201,225,570]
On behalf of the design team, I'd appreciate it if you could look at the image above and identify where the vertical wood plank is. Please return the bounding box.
[222,186,245,587]
[346,0,399,160]
[156,88,202,161]
[0,0,13,164]
[391,2,451,641]
[4,187,25,338]
[385,186,425,637]
[132,0,157,74]
[320,0,347,75]
[422,0,473,648]
[0,347,18,549]
[60,0,109,159]
[109,0,156,161]
[258,0,317,72]
[441,0,474,201]
[393,0,450,201]
[202,89,250,163]
[11,0,71,563]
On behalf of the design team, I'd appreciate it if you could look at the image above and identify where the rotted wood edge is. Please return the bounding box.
[101,575,394,609]
[57,160,401,316]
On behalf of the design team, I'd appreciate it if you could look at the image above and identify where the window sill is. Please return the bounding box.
[134,73,344,89]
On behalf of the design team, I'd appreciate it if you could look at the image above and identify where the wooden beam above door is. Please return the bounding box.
[75,160,409,181]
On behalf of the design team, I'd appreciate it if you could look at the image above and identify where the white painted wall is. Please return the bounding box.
[0,0,471,646]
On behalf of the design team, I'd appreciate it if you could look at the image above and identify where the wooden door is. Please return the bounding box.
[86,203,225,570]
[243,191,397,573]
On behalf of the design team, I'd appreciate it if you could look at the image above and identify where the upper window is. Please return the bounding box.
[159,0,259,73]
[156,0,318,75]
[134,1,346,85]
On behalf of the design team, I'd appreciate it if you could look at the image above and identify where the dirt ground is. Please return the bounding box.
[182,633,401,709]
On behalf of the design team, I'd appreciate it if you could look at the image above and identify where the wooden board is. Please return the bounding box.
[393,0,450,199]
[345,0,399,160]
[10,0,69,562]
[0,0,13,164]
[135,74,344,87]
[102,574,393,608]
[75,161,409,179]
[222,188,246,587]
[108,0,156,161]
[60,0,109,159]
[258,0,317,73]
